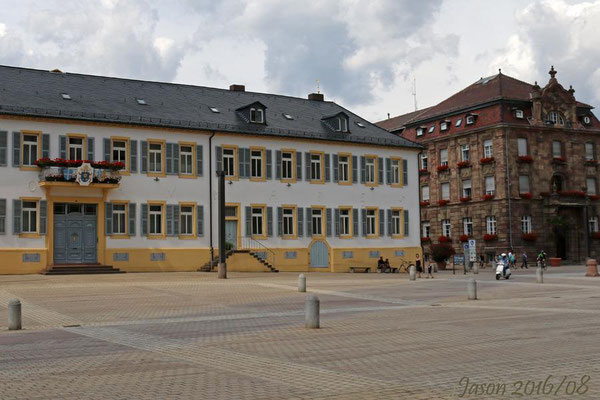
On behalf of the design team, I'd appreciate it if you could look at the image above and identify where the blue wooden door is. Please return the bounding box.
[225,220,237,250]
[310,241,329,268]
[54,203,97,264]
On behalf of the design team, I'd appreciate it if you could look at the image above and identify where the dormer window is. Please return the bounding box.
[583,116,591,125]
[466,115,475,125]
[416,127,425,136]
[455,118,462,127]
[250,108,264,123]
[547,111,564,126]
[61,93,71,100]
[428,125,435,133]
[440,121,449,131]
[322,112,349,133]
[335,116,348,132]
[515,109,524,119]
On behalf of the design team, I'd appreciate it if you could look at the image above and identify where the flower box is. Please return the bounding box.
[419,201,430,207]
[35,158,125,170]
[459,197,471,203]
[483,234,498,241]
[457,161,471,169]
[518,155,533,163]
[419,168,429,175]
[589,195,600,201]
[557,190,586,198]
[522,233,537,242]
[552,156,566,163]
[585,160,597,166]
[520,192,533,199]
[482,194,494,201]
[459,234,472,243]
[437,165,449,172]
[438,199,450,206]
[421,237,432,243]
[593,232,600,240]
[480,157,494,164]
[438,235,451,243]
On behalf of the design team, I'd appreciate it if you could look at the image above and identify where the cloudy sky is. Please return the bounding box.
[1,0,599,122]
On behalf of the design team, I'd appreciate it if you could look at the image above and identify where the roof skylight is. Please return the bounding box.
[355,121,365,128]
[283,113,294,120]
[61,93,71,100]
[136,98,147,105]
[210,107,220,113]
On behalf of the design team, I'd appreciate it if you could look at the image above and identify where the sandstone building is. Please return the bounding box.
[378,67,600,264]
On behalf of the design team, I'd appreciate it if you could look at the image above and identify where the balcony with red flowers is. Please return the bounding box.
[36,158,124,189]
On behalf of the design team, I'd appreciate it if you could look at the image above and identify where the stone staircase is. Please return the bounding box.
[198,250,278,273]
[44,264,125,275]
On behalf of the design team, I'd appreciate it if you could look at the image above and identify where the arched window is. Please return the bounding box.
[548,111,564,126]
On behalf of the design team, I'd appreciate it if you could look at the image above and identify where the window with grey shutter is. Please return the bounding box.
[305,152,310,180]
[12,132,21,167]
[296,153,302,180]
[267,207,273,236]
[353,208,358,237]
[324,154,330,181]
[197,205,204,236]
[130,140,138,173]
[13,199,21,234]
[306,207,312,236]
[378,157,383,184]
[196,145,203,176]
[0,199,6,234]
[275,150,281,180]
[379,209,384,237]
[166,204,174,236]
[87,138,94,161]
[404,210,409,236]
[42,134,50,159]
[360,156,366,183]
[59,135,66,159]
[244,148,251,178]
[326,208,332,237]
[105,203,113,235]
[387,209,392,237]
[403,159,408,185]
[39,201,47,235]
[266,150,272,179]
[238,148,247,178]
[332,154,339,182]
[352,155,358,183]
[0,131,7,166]
[141,204,148,235]
[103,138,111,161]
[129,203,136,236]
[277,207,283,236]
[245,206,251,236]
[140,141,148,173]
[334,208,340,236]
[386,158,391,185]
[166,143,174,174]
[297,208,303,236]
[173,144,179,174]
[173,205,180,235]
[216,145,222,173]
[361,208,367,237]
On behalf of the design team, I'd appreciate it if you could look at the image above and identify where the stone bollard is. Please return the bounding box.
[298,274,306,292]
[434,263,438,273]
[305,294,320,329]
[472,264,479,274]
[536,267,544,283]
[409,265,416,281]
[8,299,22,331]
[468,279,477,300]
[585,259,599,277]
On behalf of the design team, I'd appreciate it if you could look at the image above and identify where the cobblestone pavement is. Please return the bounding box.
[0,266,599,399]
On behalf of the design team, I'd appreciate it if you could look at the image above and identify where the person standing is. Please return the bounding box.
[415,258,422,278]
[427,262,434,279]
[521,252,528,269]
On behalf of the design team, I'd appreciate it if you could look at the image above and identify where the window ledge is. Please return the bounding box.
[178,235,197,240]
[110,235,131,239]
[146,235,166,240]
[19,233,42,239]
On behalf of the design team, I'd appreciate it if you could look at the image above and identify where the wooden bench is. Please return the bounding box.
[349,266,371,273]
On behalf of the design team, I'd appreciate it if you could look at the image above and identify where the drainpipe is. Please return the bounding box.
[504,127,514,250]
[208,132,216,261]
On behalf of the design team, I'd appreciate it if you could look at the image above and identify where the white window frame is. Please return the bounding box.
[463,217,473,236]
[250,108,264,123]
[180,205,194,236]
[515,109,524,119]
[462,179,472,198]
[149,143,163,173]
[442,219,451,237]
[283,207,295,236]
[421,185,430,201]
[22,134,39,167]
[339,208,350,236]
[223,148,235,177]
[587,178,597,195]
[486,216,497,235]
[149,205,162,235]
[251,207,264,236]
[483,139,493,158]
[112,203,127,235]
[466,115,475,125]
[68,137,84,161]
[338,155,349,182]
[312,208,323,236]
[519,175,530,193]
[21,201,38,234]
[521,215,532,234]
[440,122,448,131]
[517,138,528,156]
[310,154,322,181]
[391,159,400,184]
[422,222,431,238]
[180,145,194,175]
[485,176,495,195]
[420,153,428,170]
[441,183,450,200]
[250,149,263,179]
[281,151,294,180]
[460,144,470,162]
[416,128,424,136]
[585,143,595,161]
[392,210,401,235]
[589,216,599,233]
[111,140,127,165]
[440,149,448,166]
[366,209,376,236]
[365,157,376,184]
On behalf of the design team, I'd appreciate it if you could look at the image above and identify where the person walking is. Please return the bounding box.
[415,258,422,278]
[521,251,528,269]
[427,262,434,279]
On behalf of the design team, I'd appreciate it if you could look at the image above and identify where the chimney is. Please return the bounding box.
[308,92,324,101]
[229,84,245,92]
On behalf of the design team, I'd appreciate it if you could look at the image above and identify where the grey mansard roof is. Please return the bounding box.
[0,65,422,149]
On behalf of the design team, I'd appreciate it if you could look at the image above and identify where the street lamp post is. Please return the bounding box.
[217,170,227,279]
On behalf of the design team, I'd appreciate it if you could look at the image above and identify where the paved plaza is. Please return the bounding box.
[0,266,599,399]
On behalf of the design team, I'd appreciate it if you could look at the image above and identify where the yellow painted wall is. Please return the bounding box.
[226,252,273,272]
[106,248,212,272]
[0,249,47,274]
[331,246,423,272]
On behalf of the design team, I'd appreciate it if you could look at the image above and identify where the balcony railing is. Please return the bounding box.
[35,159,124,185]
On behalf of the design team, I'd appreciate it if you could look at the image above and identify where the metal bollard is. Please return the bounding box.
[472,264,479,274]
[8,299,22,330]
[536,267,544,284]
[468,279,477,300]
[305,294,320,329]
[298,274,306,292]
[409,265,416,281]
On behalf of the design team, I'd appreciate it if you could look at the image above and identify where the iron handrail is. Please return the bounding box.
[237,236,276,269]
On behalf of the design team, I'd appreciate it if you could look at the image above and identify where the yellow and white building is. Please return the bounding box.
[0,66,423,274]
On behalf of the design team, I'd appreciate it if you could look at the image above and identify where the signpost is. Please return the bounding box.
[468,239,477,262]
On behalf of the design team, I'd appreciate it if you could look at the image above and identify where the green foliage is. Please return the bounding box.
[431,243,456,262]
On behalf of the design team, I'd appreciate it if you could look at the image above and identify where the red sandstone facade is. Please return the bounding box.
[378,67,600,263]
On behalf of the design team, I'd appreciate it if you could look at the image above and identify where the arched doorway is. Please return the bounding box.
[309,241,329,268]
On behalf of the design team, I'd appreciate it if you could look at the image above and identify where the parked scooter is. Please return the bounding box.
[496,262,511,280]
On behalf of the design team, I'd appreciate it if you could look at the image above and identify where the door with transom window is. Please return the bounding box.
[53,203,97,264]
